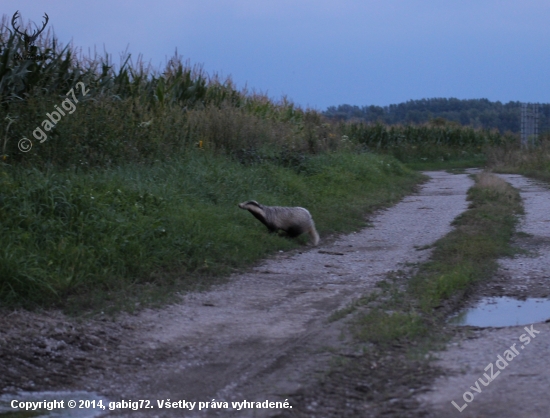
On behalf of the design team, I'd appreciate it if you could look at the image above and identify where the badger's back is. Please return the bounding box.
[239,201,319,245]
[264,206,312,236]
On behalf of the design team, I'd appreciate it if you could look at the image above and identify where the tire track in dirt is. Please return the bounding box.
[88,171,474,417]
[418,174,550,418]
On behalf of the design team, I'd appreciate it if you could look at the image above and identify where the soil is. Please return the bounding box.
[1,171,549,417]
[416,173,550,418]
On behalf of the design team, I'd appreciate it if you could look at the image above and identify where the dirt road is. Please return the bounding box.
[0,170,475,417]
[418,174,550,418]
[4,171,550,417]
[7,171,550,418]
[114,171,474,417]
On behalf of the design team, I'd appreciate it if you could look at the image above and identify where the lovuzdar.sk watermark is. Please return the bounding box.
[451,324,541,412]
[18,82,89,152]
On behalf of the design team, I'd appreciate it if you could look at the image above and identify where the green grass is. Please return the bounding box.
[412,173,522,309]
[353,309,426,345]
[405,155,487,171]
[0,151,422,312]
[1,15,526,317]
[350,172,523,346]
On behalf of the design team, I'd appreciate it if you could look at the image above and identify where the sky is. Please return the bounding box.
[2,1,550,110]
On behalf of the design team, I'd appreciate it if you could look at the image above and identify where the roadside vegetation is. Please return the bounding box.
[0,16,539,314]
[339,119,511,168]
[351,172,523,346]
[0,151,419,311]
[0,20,426,311]
[486,134,550,182]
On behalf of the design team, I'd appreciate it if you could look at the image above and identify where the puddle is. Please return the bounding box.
[0,391,108,417]
[450,296,550,327]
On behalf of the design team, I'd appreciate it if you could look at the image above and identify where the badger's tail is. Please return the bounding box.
[309,224,320,246]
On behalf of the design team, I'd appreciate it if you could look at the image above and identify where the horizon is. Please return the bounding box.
[326,97,546,110]
[2,1,549,110]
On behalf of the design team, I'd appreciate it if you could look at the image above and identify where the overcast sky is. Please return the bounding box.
[3,1,549,109]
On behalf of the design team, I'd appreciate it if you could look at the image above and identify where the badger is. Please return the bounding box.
[238,200,320,246]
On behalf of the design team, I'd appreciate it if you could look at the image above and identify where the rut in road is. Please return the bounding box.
[418,174,550,418]
[92,170,474,417]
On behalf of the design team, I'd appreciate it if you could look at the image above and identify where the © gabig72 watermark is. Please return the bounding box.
[18,82,89,152]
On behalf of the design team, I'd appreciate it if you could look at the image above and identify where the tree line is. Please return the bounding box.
[324,98,550,133]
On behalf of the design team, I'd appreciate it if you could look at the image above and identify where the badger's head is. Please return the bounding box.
[238,200,269,226]
[238,200,262,211]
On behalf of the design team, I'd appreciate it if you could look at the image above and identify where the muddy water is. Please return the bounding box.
[450,296,550,327]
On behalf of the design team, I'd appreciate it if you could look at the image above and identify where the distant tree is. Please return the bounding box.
[324,98,548,133]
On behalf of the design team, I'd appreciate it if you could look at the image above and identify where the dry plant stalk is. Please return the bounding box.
[476,172,509,193]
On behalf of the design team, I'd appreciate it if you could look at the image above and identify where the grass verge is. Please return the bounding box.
[405,155,487,171]
[0,151,422,313]
[352,172,523,346]
[486,137,550,183]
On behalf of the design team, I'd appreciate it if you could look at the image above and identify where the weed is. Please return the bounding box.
[486,135,550,183]
[0,152,421,310]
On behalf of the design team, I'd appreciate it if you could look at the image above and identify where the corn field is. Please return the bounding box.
[0,14,516,169]
[338,120,516,162]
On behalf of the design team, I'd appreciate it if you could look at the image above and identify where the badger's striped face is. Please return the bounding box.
[238,200,268,223]
[238,200,261,210]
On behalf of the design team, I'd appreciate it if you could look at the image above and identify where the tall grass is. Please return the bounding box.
[0,151,421,309]
[0,14,519,312]
[486,134,550,182]
[0,16,321,168]
[0,16,514,169]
